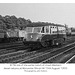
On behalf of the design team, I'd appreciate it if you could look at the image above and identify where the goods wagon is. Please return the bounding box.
[6,29,19,42]
[0,28,26,43]
[23,23,66,47]
[0,29,6,42]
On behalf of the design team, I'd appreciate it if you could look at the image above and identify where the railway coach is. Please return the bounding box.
[23,23,66,47]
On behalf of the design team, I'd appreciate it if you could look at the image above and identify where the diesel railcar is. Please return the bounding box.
[23,23,66,47]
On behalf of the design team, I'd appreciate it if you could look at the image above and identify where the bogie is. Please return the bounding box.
[41,40,50,47]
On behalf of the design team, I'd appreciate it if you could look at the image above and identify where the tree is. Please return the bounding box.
[0,20,6,29]
[0,15,32,29]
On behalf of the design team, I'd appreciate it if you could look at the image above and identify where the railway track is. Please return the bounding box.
[2,40,74,63]
[0,36,75,63]
[0,45,29,55]
[19,42,75,63]
[65,54,75,63]
[0,40,22,45]
[0,41,23,49]
[0,41,43,63]
[0,42,59,63]
[0,49,35,63]
[0,45,52,63]
[0,41,32,56]
[41,46,75,63]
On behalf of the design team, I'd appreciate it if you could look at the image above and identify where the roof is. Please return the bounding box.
[27,22,65,27]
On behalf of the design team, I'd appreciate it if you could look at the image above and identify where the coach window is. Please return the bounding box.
[46,26,49,33]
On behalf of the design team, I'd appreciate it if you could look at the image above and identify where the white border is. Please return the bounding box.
[0,0,75,3]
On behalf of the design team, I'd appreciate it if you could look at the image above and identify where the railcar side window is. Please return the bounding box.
[50,26,57,34]
[58,27,66,33]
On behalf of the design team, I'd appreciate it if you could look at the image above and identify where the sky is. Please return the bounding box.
[0,3,75,27]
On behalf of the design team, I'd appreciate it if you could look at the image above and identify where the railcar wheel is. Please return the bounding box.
[41,41,50,47]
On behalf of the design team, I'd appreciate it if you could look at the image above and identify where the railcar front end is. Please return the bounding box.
[23,27,42,45]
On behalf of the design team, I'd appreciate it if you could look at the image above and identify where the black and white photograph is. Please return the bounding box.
[0,2,75,74]
[0,3,75,63]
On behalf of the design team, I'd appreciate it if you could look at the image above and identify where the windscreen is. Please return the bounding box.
[33,27,41,33]
[26,27,33,33]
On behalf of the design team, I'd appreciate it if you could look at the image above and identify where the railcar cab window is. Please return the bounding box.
[33,27,41,33]
[26,27,33,33]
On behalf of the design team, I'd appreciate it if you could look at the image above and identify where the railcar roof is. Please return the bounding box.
[27,23,65,27]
